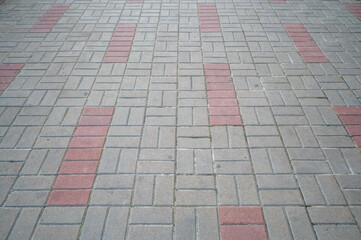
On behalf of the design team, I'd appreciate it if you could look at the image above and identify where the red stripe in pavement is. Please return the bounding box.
[103,24,137,63]
[198,4,221,33]
[284,24,329,63]
[47,107,114,206]
[30,4,69,33]
[0,64,24,96]
[334,107,361,148]
[205,64,242,126]
[219,207,268,240]
[345,4,361,20]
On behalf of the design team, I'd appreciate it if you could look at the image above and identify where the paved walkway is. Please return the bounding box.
[0,0,361,239]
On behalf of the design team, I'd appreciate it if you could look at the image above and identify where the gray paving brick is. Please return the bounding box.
[175,208,196,240]
[128,226,173,240]
[257,175,298,189]
[263,207,293,240]
[90,190,132,206]
[0,208,19,240]
[197,208,220,240]
[177,175,215,189]
[130,207,173,224]
[103,207,128,240]
[94,175,134,189]
[176,190,216,206]
[13,176,54,190]
[285,207,316,240]
[41,207,86,224]
[33,225,80,240]
[133,175,154,206]
[154,175,174,206]
[314,225,361,240]
[5,191,48,207]
[8,208,41,240]
[80,207,107,240]
[317,175,347,205]
[308,207,355,224]
[217,175,238,205]
[235,175,260,205]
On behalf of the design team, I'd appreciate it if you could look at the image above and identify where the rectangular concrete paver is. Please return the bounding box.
[0,0,361,239]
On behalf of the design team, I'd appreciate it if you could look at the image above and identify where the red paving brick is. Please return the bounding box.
[345,126,361,136]
[219,207,265,225]
[198,4,221,33]
[284,24,329,63]
[47,190,91,206]
[78,116,113,126]
[83,107,114,116]
[59,161,99,174]
[210,116,243,126]
[30,4,69,33]
[353,137,361,148]
[69,137,106,148]
[74,126,109,137]
[339,116,361,125]
[103,23,137,63]
[54,175,96,189]
[65,149,103,161]
[0,64,24,96]
[221,225,268,240]
[204,63,242,126]
[47,107,113,206]
[334,107,361,115]
[334,107,361,149]
[219,207,268,240]
[345,4,361,20]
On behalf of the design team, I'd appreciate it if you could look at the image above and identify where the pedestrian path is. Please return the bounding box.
[0,0,361,239]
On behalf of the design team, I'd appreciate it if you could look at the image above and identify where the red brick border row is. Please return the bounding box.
[0,64,24,96]
[103,24,137,63]
[47,107,114,206]
[345,4,361,20]
[30,4,69,33]
[219,207,268,240]
[284,24,329,63]
[335,107,361,148]
[205,64,242,126]
[198,4,221,33]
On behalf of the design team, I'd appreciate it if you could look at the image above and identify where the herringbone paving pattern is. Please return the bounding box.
[0,0,361,239]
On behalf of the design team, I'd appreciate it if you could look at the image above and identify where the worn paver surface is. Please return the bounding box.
[0,0,361,239]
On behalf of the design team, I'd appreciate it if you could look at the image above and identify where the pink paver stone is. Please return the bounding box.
[284,24,329,63]
[221,225,268,240]
[59,161,99,174]
[47,107,114,206]
[54,175,96,189]
[198,4,221,33]
[65,148,103,161]
[219,207,265,225]
[30,4,69,33]
[0,64,24,96]
[334,107,361,149]
[345,4,361,20]
[219,207,268,240]
[47,190,91,206]
[204,63,243,126]
[103,24,137,63]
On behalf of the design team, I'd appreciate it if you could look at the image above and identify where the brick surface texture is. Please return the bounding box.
[0,0,361,239]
